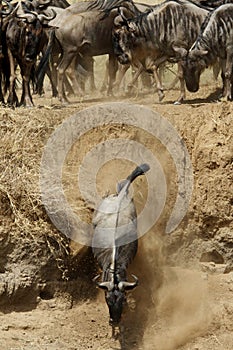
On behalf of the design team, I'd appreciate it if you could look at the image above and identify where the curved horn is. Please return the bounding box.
[118,274,138,291]
[93,275,114,291]
[1,0,14,16]
[37,0,52,8]
[97,281,114,291]
[37,8,56,23]
[17,12,37,23]
[119,7,128,24]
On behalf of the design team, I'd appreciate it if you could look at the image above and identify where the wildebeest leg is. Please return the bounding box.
[66,57,85,96]
[88,58,96,92]
[114,63,130,91]
[64,73,76,96]
[221,49,233,101]
[149,57,168,101]
[76,55,96,92]
[42,45,61,98]
[100,58,109,92]
[127,63,144,93]
[20,64,34,107]
[114,63,130,89]
[7,49,18,107]
[175,62,186,104]
[57,50,76,103]
[218,59,226,99]
[45,65,58,97]
[0,71,4,104]
[152,66,165,101]
[213,59,221,82]
[107,54,118,96]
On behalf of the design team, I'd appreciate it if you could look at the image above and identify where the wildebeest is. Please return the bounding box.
[44,0,154,97]
[5,4,55,106]
[178,4,233,100]
[21,0,70,11]
[41,1,101,97]
[92,163,150,337]
[0,0,14,104]
[44,0,141,102]
[37,0,154,99]
[200,0,233,7]
[112,0,209,103]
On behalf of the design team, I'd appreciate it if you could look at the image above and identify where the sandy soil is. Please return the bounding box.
[0,268,232,350]
[0,69,232,350]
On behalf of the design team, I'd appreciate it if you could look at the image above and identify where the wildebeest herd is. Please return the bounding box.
[0,0,233,106]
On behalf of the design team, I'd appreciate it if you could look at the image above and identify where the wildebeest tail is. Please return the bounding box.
[117,163,150,193]
[36,28,55,94]
[127,163,150,183]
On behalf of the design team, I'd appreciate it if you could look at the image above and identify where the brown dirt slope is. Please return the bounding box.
[0,78,232,349]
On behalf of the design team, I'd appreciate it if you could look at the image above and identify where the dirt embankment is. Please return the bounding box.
[0,81,232,349]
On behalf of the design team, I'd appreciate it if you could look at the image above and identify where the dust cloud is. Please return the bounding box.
[141,252,211,349]
[120,230,212,350]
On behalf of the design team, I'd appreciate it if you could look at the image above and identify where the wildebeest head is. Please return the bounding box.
[174,46,208,92]
[112,15,138,65]
[15,9,55,62]
[94,274,138,326]
[183,49,208,92]
[18,14,44,62]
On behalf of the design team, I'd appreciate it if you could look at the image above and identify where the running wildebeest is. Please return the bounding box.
[112,0,209,103]
[92,163,150,339]
[0,0,14,104]
[42,0,141,103]
[5,3,56,106]
[200,0,233,7]
[178,4,233,100]
[38,0,154,98]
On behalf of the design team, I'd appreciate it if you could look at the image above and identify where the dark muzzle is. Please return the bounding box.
[117,53,130,65]
[186,82,199,92]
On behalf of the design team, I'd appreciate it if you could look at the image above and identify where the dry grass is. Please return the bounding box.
[0,106,73,272]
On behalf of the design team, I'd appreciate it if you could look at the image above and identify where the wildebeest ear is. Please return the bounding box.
[173,46,188,58]
[97,281,114,291]
[93,275,114,291]
[17,12,37,24]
